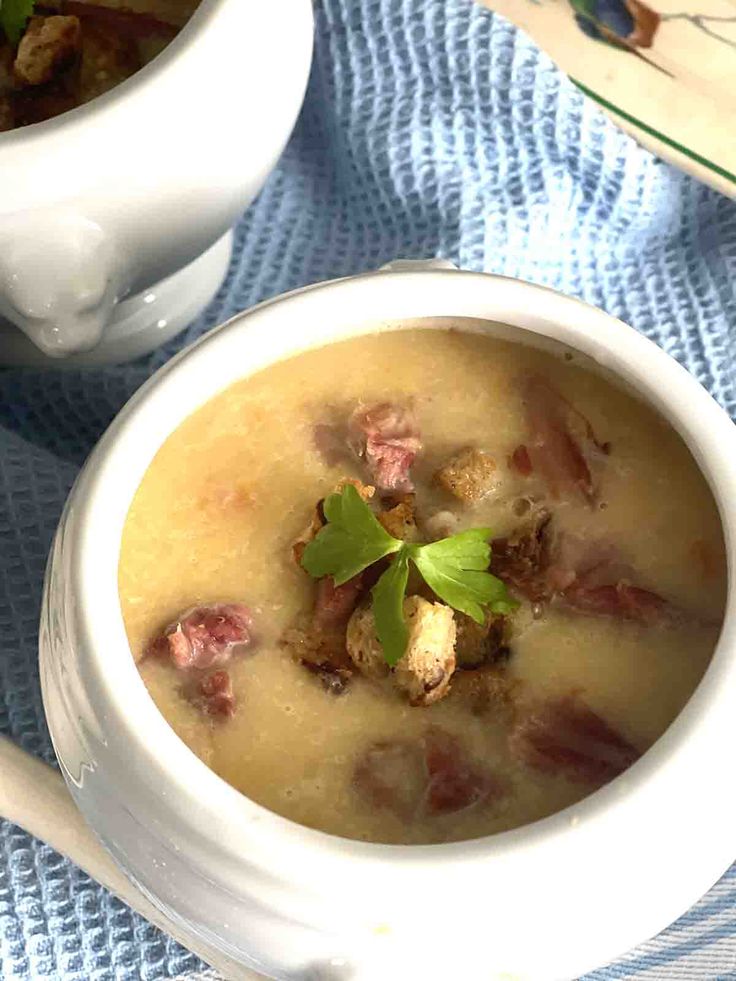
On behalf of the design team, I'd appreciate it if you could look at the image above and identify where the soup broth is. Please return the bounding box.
[119,327,726,844]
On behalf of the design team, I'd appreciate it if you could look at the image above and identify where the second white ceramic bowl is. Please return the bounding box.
[0,0,313,364]
[40,264,736,979]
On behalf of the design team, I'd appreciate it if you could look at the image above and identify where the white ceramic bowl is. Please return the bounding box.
[0,0,312,364]
[40,263,736,980]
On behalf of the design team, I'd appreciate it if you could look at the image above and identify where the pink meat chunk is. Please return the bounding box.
[149,603,254,670]
[313,575,365,630]
[563,581,669,625]
[348,402,421,491]
[510,443,533,476]
[522,375,609,504]
[197,670,236,718]
[353,727,506,821]
[423,727,505,816]
[510,695,640,784]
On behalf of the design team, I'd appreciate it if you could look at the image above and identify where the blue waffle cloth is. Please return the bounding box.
[2,0,735,978]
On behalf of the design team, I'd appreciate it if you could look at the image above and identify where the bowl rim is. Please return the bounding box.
[65,267,736,881]
[0,0,225,146]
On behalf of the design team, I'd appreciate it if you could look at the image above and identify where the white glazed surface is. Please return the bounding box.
[40,266,736,980]
[0,0,313,359]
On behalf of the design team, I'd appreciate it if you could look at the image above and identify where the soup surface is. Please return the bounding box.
[0,0,198,131]
[119,327,726,844]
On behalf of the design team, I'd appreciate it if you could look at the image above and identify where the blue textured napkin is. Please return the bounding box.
[2,0,735,978]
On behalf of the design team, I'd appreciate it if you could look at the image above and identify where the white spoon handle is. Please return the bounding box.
[0,735,260,980]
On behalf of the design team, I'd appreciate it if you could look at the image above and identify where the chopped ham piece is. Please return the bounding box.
[148,603,254,670]
[348,402,421,492]
[313,575,365,630]
[492,517,672,626]
[423,728,504,816]
[510,695,640,784]
[563,581,669,625]
[510,444,533,476]
[354,727,506,821]
[354,740,427,820]
[197,670,235,718]
[522,375,609,504]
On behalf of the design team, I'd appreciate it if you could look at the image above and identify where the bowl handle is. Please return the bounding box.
[0,734,260,978]
[0,209,122,358]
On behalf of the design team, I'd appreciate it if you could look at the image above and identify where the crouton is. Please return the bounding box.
[454,611,510,670]
[449,666,518,719]
[347,596,457,704]
[14,16,81,86]
[292,478,375,565]
[436,447,498,505]
[346,604,390,680]
[394,597,456,705]
[378,495,419,541]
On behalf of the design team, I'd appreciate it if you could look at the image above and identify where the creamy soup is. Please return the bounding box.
[119,327,726,845]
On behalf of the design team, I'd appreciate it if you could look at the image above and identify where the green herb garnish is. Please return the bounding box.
[301,484,517,666]
[1,0,35,44]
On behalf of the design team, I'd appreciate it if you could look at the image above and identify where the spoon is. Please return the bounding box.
[0,734,263,981]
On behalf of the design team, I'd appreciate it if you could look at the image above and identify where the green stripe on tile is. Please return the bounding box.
[571,78,736,187]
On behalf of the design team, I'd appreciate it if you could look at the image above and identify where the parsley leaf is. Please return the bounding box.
[409,529,512,623]
[300,483,518,664]
[371,550,410,667]
[1,0,35,44]
[301,483,401,585]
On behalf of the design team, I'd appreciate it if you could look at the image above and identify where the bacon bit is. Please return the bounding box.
[510,695,640,784]
[348,402,422,492]
[563,581,669,625]
[522,375,609,505]
[313,575,366,630]
[353,728,506,821]
[510,444,533,476]
[148,604,254,670]
[197,670,235,718]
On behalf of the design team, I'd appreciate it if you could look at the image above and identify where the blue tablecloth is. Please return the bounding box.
[1,0,735,977]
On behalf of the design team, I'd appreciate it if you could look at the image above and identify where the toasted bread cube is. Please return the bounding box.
[347,596,457,704]
[346,604,390,679]
[378,496,418,541]
[436,447,498,504]
[14,16,81,86]
[394,597,456,705]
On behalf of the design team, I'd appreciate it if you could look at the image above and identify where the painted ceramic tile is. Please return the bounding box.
[478,0,736,197]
